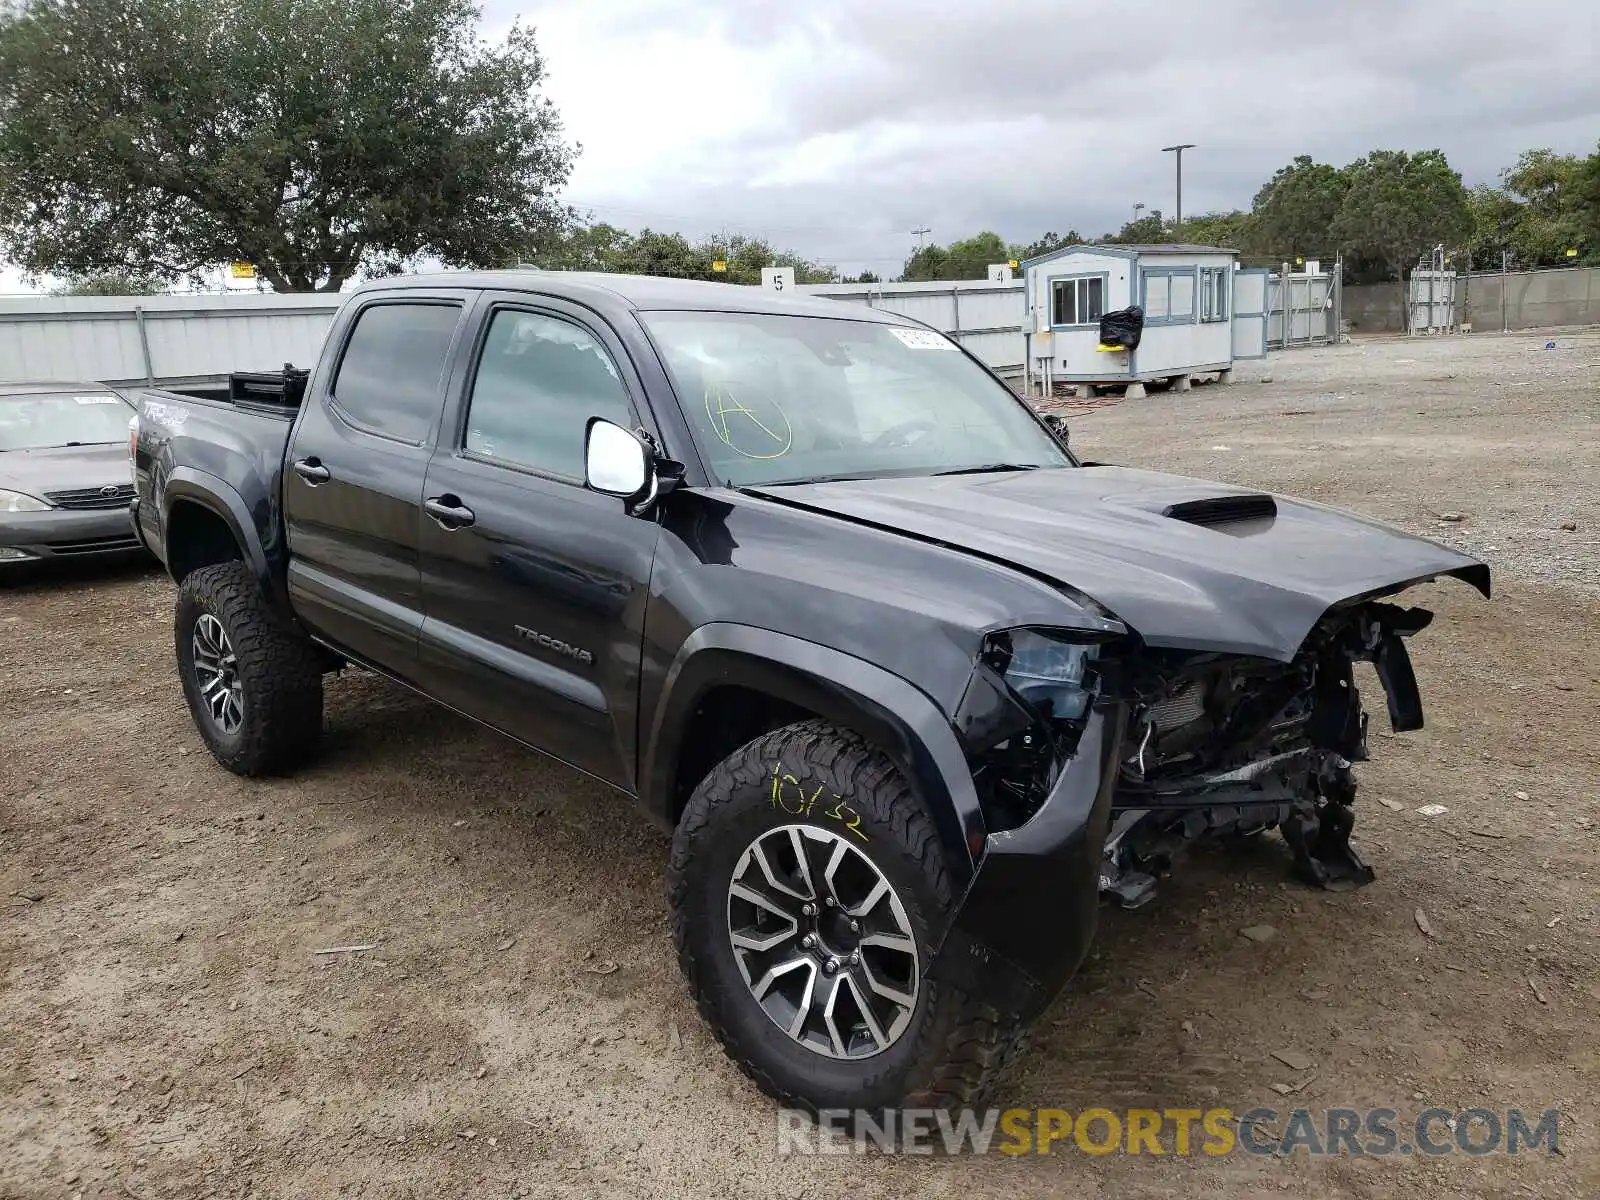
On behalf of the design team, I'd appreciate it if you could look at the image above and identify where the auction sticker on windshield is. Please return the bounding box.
[75,395,123,404]
[888,327,959,351]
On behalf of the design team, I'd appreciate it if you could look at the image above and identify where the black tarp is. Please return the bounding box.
[1098,305,1144,351]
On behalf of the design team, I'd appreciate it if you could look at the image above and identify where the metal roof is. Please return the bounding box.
[1105,244,1237,254]
[1020,242,1238,269]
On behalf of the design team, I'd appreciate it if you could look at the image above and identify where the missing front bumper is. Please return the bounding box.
[926,703,1127,1020]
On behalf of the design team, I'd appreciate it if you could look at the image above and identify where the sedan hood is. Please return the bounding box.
[0,444,131,497]
[747,465,1490,662]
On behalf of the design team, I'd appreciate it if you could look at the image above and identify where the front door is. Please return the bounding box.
[284,293,470,679]
[416,301,661,788]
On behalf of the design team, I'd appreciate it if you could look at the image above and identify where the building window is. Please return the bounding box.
[1143,271,1196,323]
[1200,267,1229,322]
[1051,275,1105,327]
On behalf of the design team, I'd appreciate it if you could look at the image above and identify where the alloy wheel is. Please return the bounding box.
[726,824,920,1059]
[191,612,244,735]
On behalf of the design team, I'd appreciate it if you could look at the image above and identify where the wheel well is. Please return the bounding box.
[672,685,818,821]
[165,500,245,584]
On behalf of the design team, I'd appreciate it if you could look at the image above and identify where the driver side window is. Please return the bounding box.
[464,309,634,479]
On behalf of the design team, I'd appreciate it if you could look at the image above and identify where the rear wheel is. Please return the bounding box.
[175,561,323,776]
[668,719,1020,1115]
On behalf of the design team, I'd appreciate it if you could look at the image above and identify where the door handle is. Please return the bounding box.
[292,458,331,484]
[424,496,475,529]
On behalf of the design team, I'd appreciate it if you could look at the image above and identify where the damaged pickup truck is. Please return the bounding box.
[130,272,1488,1115]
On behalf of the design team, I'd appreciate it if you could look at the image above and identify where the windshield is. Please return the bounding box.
[640,311,1070,486]
[0,390,134,451]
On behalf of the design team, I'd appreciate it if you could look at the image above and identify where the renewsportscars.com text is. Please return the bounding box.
[776,1106,1562,1157]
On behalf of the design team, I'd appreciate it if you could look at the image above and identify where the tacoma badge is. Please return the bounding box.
[513,625,594,666]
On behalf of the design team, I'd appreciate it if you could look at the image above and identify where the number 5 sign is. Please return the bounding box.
[761,266,795,293]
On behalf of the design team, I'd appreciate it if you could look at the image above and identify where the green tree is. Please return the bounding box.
[51,272,167,296]
[526,222,632,273]
[841,270,881,284]
[1465,183,1523,269]
[899,231,1008,281]
[1251,155,1348,260]
[1499,149,1591,266]
[1181,210,1259,253]
[1103,210,1166,244]
[0,0,575,292]
[614,229,708,279]
[1013,230,1083,261]
[898,244,949,282]
[1333,150,1472,281]
[696,235,837,285]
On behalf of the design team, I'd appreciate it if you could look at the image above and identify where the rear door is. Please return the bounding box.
[415,296,662,787]
[284,290,472,678]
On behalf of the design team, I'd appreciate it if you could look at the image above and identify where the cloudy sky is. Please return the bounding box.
[505,0,1600,274]
[3,0,1595,292]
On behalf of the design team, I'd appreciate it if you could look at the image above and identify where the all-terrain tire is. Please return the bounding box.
[175,561,323,776]
[668,719,1023,1116]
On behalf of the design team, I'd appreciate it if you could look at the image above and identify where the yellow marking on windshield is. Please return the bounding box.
[705,383,793,460]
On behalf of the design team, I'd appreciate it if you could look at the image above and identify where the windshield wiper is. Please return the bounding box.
[932,463,1041,476]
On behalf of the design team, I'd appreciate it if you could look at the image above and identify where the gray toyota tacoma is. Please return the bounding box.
[130,271,1488,1115]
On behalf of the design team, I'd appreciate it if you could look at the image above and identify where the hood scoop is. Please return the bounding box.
[1163,494,1277,528]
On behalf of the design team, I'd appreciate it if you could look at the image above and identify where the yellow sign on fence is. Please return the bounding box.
[229,262,257,279]
[711,260,727,273]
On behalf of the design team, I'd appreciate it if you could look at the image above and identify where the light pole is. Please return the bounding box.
[911,225,931,250]
[1133,202,1146,223]
[1161,144,1195,236]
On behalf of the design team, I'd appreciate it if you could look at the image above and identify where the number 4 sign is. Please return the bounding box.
[761,266,795,293]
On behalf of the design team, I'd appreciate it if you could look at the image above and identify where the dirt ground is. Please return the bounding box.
[3,330,1597,1199]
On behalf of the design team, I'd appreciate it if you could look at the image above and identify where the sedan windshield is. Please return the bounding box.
[640,311,1070,486]
[0,390,134,451]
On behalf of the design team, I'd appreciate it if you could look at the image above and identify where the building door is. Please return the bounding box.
[1232,269,1269,359]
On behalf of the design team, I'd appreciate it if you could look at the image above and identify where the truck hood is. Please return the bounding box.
[0,444,131,497]
[745,465,1490,662]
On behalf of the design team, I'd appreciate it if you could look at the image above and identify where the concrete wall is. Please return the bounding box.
[1341,266,1600,335]
[1464,267,1600,332]
[1340,282,1405,333]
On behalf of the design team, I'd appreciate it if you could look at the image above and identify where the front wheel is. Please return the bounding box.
[668,720,1019,1115]
[175,561,323,776]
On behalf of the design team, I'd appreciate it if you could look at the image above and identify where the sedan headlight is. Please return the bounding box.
[0,489,52,513]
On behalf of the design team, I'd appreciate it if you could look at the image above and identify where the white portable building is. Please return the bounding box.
[1021,243,1248,390]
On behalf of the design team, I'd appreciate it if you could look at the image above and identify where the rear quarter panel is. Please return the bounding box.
[133,388,295,602]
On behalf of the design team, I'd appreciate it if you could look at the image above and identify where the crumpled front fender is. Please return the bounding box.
[928,702,1128,1020]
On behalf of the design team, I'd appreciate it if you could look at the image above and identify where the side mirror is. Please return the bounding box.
[1042,413,1070,446]
[585,418,651,499]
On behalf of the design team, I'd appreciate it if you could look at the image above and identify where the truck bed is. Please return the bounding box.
[131,380,298,580]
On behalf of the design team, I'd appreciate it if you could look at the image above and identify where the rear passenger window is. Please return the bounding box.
[463,310,634,479]
[332,302,461,442]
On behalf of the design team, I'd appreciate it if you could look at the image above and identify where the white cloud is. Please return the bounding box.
[6,0,1597,288]
[499,0,1600,273]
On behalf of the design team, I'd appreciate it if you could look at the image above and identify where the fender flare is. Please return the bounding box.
[641,623,987,886]
[160,468,287,616]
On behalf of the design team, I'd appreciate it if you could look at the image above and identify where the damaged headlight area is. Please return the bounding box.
[955,627,1120,834]
[1100,601,1437,908]
[956,601,1446,905]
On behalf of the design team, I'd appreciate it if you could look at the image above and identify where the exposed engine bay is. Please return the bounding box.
[965,599,1439,905]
